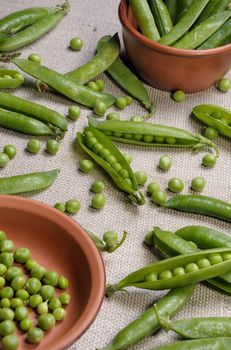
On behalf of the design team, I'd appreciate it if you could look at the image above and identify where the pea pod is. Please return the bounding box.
[195,0,231,26]
[77,127,145,205]
[199,17,231,49]
[0,69,24,89]
[159,0,210,46]
[106,247,231,296]
[65,34,120,84]
[193,104,231,139]
[96,36,155,115]
[98,285,195,350]
[86,230,127,253]
[175,0,194,23]
[164,0,177,24]
[0,169,59,195]
[88,117,219,156]
[165,194,231,223]
[148,0,173,37]
[0,2,69,52]
[173,11,231,50]
[150,338,231,350]
[0,91,67,132]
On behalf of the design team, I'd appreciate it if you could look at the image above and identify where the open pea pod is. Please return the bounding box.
[193,104,231,139]
[106,247,231,296]
[0,69,24,88]
[89,117,219,156]
[77,126,145,205]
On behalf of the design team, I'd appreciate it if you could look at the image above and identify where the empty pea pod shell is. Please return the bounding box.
[0,69,24,88]
[77,126,145,205]
[193,104,231,139]
[88,117,219,156]
[106,247,231,295]
[150,338,231,350]
[0,169,59,195]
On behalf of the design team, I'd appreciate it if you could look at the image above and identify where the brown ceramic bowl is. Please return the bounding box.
[0,195,105,350]
[119,0,231,92]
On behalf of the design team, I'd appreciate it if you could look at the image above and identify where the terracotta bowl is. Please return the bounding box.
[119,0,231,92]
[0,195,105,350]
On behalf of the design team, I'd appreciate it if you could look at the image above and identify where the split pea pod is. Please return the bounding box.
[150,338,231,350]
[0,2,69,52]
[199,17,231,49]
[8,58,115,108]
[96,36,155,115]
[88,117,219,156]
[159,0,210,46]
[77,127,145,205]
[0,91,67,132]
[65,34,120,84]
[173,11,231,50]
[106,247,231,296]
[148,0,173,37]
[195,0,231,26]
[0,169,59,195]
[0,69,24,88]
[165,194,231,223]
[85,230,127,253]
[98,285,195,350]
[128,0,160,40]
[193,104,231,139]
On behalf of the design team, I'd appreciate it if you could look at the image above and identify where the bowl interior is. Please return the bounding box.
[0,196,105,350]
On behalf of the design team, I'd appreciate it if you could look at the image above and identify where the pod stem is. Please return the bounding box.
[153,304,172,331]
[142,102,156,119]
[105,284,126,298]
[0,52,21,62]
[107,231,128,253]
[129,191,145,205]
[57,0,70,12]
[193,134,219,157]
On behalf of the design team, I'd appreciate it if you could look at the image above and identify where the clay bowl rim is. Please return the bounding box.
[119,0,231,58]
[0,195,106,350]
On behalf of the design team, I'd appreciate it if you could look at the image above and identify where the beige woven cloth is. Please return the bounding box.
[1,0,231,349]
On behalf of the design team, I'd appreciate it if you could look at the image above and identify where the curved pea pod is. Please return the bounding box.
[88,117,219,156]
[0,69,24,88]
[0,91,67,132]
[165,194,231,222]
[148,0,173,37]
[195,0,231,26]
[106,247,231,296]
[96,35,155,116]
[193,104,231,139]
[65,33,120,84]
[85,230,127,253]
[98,285,195,350]
[77,127,145,205]
[0,169,59,195]
[9,59,115,108]
[199,17,231,49]
[151,338,231,350]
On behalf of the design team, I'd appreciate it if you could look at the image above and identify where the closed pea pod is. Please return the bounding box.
[150,338,231,350]
[199,17,231,49]
[148,0,173,37]
[195,0,231,25]
[0,69,24,88]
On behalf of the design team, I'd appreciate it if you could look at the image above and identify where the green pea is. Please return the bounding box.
[68,106,81,120]
[1,335,19,350]
[0,231,7,241]
[130,115,143,122]
[54,202,66,212]
[14,306,28,322]
[222,253,231,261]
[53,307,66,321]
[38,313,56,331]
[95,79,104,91]
[204,127,219,140]
[70,37,83,50]
[85,131,94,139]
[2,75,12,79]
[19,318,32,332]
[87,81,99,91]
[49,297,62,311]
[27,327,44,344]
[94,100,107,116]
[15,290,29,301]
[59,292,71,306]
[191,176,206,192]
[11,276,26,291]
[123,153,133,164]
[202,154,217,167]
[91,194,106,209]
[147,182,160,195]
[134,171,148,186]
[134,134,143,140]
[92,143,103,154]
[25,259,38,271]
[31,266,46,280]
[26,278,41,294]
[123,133,133,139]
[29,294,43,308]
[172,90,186,102]
[14,247,31,263]
[0,253,14,268]
[172,267,185,277]
[144,273,158,282]
[37,301,48,315]
[112,162,122,172]
[159,270,172,280]
[125,96,133,106]
[3,145,16,159]
[40,285,55,301]
[0,320,15,337]
[0,276,5,288]
[13,73,24,83]
[209,253,223,265]
[155,136,165,143]
[46,140,60,155]
[143,135,154,143]
[0,308,14,321]
[124,178,133,187]
[86,137,97,148]
[119,169,129,179]
[99,149,110,159]
[0,264,7,276]
[106,112,120,120]
[104,131,112,136]
[168,178,184,193]
[79,159,94,173]
[65,199,81,214]
[114,132,122,138]
[185,263,200,273]
[43,270,59,287]
[105,155,117,165]
[103,231,118,248]
[10,298,23,309]
[158,155,172,171]
[218,78,231,92]
[115,96,127,110]
[90,180,105,194]
[166,137,176,145]
[151,190,167,206]
[26,139,41,154]
[5,267,22,282]
[0,240,14,253]
[0,287,14,299]
[197,258,211,269]
[1,299,11,308]
[28,53,42,64]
